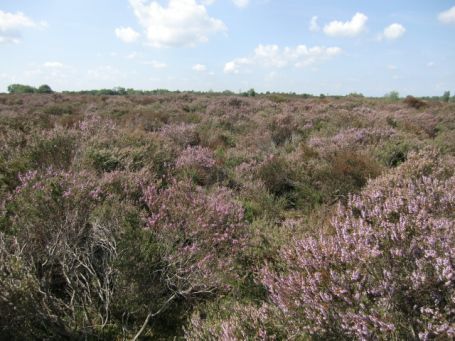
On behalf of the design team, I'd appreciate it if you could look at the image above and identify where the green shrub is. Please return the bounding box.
[377,140,416,167]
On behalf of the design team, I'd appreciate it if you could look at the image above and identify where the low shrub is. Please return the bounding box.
[261,151,455,340]
[404,96,426,109]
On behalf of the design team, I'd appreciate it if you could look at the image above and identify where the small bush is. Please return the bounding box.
[404,96,426,109]
[43,104,75,116]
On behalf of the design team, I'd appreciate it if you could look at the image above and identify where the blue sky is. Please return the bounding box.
[1,0,454,95]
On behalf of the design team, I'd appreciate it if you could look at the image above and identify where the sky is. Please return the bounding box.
[1,0,455,96]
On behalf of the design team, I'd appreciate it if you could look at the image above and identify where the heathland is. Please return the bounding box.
[0,92,454,339]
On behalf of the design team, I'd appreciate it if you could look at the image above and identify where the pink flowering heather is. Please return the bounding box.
[159,123,199,147]
[175,145,216,170]
[185,303,277,340]
[261,151,455,340]
[143,180,245,296]
[308,127,396,155]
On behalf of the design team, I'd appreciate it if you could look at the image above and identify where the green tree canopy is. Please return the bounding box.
[37,84,53,94]
[7,84,37,94]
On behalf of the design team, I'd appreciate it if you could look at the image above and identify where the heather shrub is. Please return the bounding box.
[175,145,217,184]
[376,138,419,167]
[269,113,298,145]
[326,150,382,199]
[434,130,455,154]
[308,128,396,156]
[404,96,426,109]
[239,181,287,222]
[26,129,78,170]
[43,103,76,116]
[261,150,455,340]
[185,301,286,340]
[82,127,175,176]
[159,123,200,147]
[257,154,295,197]
[86,147,122,172]
[197,122,237,149]
[0,169,158,338]
[142,180,246,298]
[1,170,119,337]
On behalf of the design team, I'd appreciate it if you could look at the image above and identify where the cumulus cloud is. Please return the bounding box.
[382,23,406,40]
[0,10,46,44]
[438,6,455,24]
[309,16,320,32]
[192,64,207,71]
[323,12,368,37]
[224,44,342,74]
[128,0,226,48]
[115,26,140,43]
[232,0,250,8]
[224,58,252,74]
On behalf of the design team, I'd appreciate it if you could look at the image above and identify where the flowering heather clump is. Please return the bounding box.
[261,151,455,340]
[143,180,246,296]
[175,145,216,170]
[185,303,280,340]
[308,127,395,155]
[159,123,199,147]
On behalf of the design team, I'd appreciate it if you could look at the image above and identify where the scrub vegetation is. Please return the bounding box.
[0,91,454,339]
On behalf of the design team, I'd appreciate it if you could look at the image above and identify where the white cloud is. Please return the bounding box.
[224,44,342,74]
[128,0,227,48]
[0,10,45,44]
[323,12,368,37]
[115,26,140,43]
[192,63,207,71]
[232,0,250,8]
[438,6,455,24]
[383,23,406,40]
[126,52,139,59]
[224,58,251,74]
[44,62,65,68]
[387,64,397,70]
[0,36,20,44]
[0,10,38,30]
[143,60,167,69]
[309,16,320,32]
[427,61,435,67]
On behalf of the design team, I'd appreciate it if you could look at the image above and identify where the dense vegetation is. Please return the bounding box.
[0,92,453,339]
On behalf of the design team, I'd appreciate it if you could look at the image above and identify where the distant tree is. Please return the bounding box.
[37,84,53,94]
[113,87,126,95]
[7,84,37,94]
[442,91,450,103]
[384,91,400,100]
[247,88,256,97]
